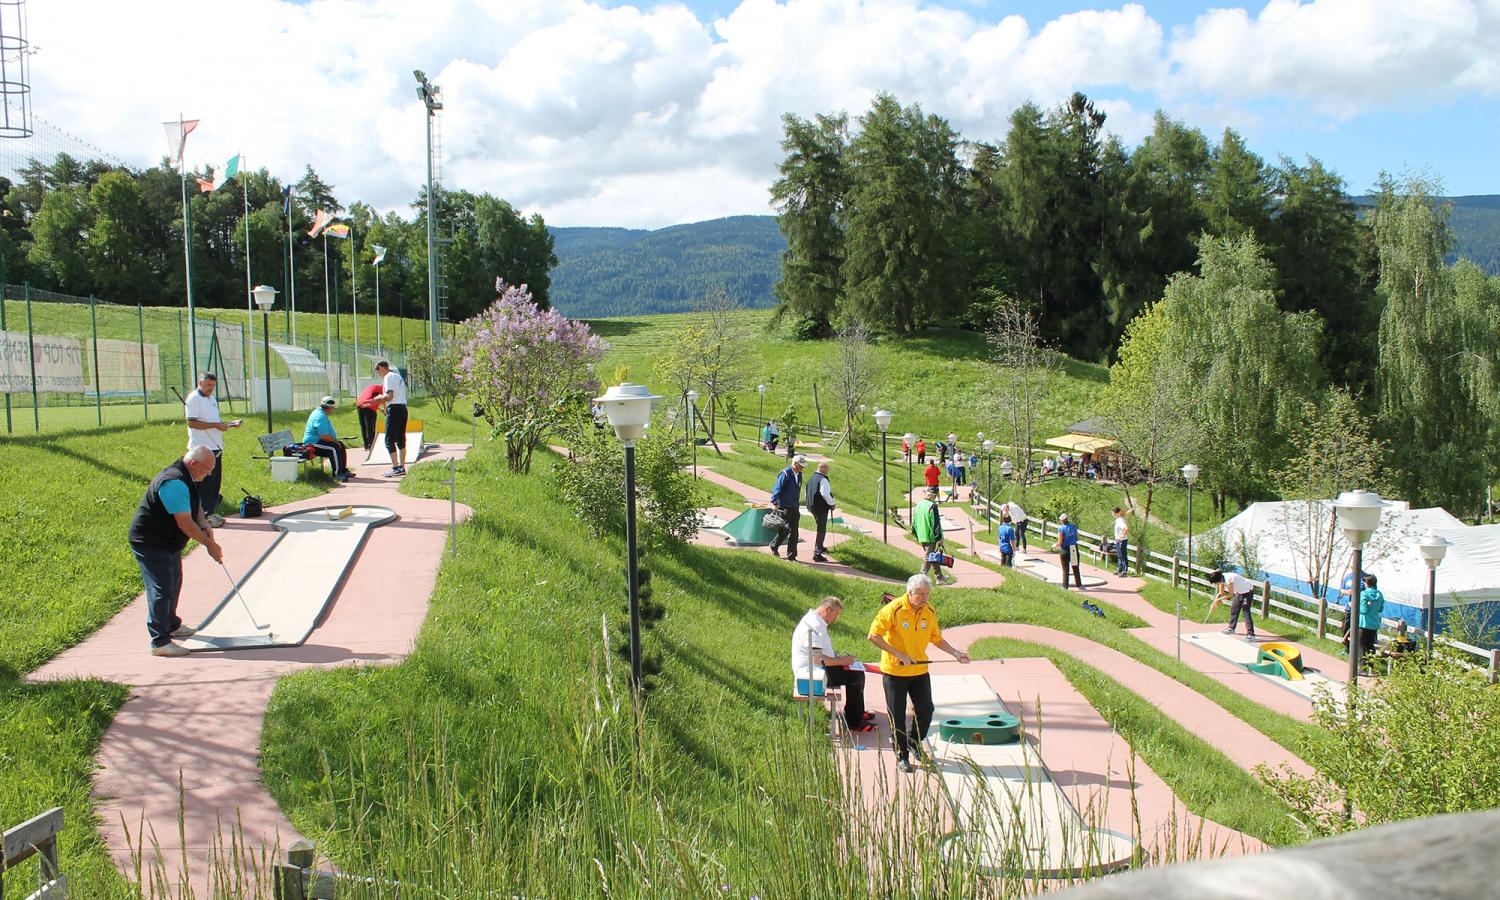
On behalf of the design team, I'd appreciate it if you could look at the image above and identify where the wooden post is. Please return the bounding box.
[1171,555,1179,588]
[1490,649,1498,686]
[1262,580,1272,618]
[811,381,823,434]
[1318,598,1328,641]
[275,840,317,900]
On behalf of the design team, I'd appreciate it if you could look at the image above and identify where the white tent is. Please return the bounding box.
[1207,500,1500,634]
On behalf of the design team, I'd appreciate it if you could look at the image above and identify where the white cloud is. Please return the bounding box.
[1169,0,1500,107]
[17,0,1499,229]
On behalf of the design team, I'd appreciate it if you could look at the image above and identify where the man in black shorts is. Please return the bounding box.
[374,360,409,477]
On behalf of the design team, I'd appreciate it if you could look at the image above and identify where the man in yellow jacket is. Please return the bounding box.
[868,573,971,773]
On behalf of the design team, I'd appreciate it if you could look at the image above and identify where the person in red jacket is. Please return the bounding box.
[355,382,384,452]
[915,439,927,463]
[924,460,941,490]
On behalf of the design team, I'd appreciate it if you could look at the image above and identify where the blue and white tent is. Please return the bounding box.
[1207,500,1500,636]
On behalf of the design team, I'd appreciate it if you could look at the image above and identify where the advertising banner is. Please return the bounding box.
[0,331,86,394]
[95,338,162,394]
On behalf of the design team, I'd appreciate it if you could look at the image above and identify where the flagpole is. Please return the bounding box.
[350,222,358,390]
[285,191,297,344]
[178,114,199,379]
[323,231,332,390]
[374,255,382,350]
[242,154,254,399]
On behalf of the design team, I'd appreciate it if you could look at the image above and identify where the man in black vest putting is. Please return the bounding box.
[128,446,224,657]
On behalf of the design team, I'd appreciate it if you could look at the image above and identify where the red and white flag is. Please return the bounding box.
[307,209,332,238]
[162,117,200,168]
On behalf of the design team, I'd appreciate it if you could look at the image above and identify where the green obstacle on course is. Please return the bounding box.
[938,712,1022,745]
[719,507,781,546]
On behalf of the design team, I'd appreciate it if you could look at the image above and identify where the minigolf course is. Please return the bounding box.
[366,418,426,465]
[1182,632,1338,705]
[182,505,397,652]
[929,674,1137,877]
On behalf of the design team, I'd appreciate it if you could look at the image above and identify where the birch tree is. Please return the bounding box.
[829,320,880,453]
[987,298,1057,493]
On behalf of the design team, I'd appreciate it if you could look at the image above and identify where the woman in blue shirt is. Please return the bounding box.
[1357,574,1385,668]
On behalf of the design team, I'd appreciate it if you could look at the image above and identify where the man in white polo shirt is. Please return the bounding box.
[791,596,873,733]
[373,360,409,477]
[184,372,241,527]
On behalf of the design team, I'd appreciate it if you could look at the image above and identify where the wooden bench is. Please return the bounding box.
[257,430,326,478]
[792,682,846,741]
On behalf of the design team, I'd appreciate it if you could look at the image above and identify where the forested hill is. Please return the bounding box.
[1351,194,1500,274]
[548,216,783,317]
[548,197,1500,318]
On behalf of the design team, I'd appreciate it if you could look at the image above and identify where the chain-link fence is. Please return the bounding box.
[1,285,415,434]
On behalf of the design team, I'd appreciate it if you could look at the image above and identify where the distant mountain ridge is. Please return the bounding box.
[548,215,784,317]
[549,196,1500,318]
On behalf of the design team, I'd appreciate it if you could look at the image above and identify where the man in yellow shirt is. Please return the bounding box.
[868,573,971,773]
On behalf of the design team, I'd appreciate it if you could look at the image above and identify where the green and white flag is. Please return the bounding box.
[211,153,241,191]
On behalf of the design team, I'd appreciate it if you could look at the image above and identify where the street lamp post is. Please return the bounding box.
[252,285,277,435]
[983,440,995,522]
[1418,531,1451,662]
[1334,490,1388,691]
[758,383,766,420]
[1180,463,1200,660]
[686,389,699,478]
[874,409,894,543]
[415,70,443,345]
[595,383,662,699]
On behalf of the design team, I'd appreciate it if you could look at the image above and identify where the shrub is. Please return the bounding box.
[552,411,705,544]
[404,338,462,414]
[1260,655,1500,837]
[457,283,607,473]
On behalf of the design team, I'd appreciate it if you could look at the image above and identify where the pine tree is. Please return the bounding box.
[770,112,849,338]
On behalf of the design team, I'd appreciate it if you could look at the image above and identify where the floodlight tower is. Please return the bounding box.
[0,0,35,138]
[415,70,443,345]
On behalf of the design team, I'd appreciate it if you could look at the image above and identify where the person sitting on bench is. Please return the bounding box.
[302,396,352,482]
[792,596,875,733]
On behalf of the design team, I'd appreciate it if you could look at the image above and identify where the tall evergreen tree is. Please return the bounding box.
[1266,157,1376,388]
[770,112,849,338]
[842,94,964,335]
[1202,128,1272,240]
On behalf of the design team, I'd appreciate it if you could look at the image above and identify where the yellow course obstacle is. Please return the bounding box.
[1243,641,1305,681]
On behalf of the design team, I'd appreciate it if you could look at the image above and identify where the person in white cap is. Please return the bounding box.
[302,395,352,482]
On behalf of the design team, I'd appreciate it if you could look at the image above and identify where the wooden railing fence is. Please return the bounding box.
[1,807,66,899]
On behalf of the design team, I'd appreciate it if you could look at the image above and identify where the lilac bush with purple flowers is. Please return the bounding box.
[457,282,608,472]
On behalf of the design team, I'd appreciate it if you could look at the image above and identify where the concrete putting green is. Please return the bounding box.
[182,505,397,652]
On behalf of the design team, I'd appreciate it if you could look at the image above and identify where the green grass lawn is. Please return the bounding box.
[969,637,1300,846]
[591,309,1107,445]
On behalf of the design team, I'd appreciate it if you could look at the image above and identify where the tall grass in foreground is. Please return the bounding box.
[127,639,1245,898]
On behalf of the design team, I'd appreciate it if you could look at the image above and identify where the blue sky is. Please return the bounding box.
[28,0,1500,227]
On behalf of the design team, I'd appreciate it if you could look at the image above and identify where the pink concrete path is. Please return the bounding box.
[838,659,1263,867]
[696,467,1006,589]
[930,489,1345,723]
[27,444,474,895]
[943,624,1314,780]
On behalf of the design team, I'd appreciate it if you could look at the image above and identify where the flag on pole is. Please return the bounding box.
[372,244,387,265]
[325,223,350,239]
[281,185,292,217]
[196,176,214,193]
[308,209,332,238]
[162,118,200,168]
[211,154,241,191]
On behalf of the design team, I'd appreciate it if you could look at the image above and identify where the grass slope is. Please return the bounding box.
[591,309,1108,445]
[259,441,1304,896]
